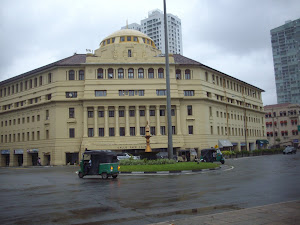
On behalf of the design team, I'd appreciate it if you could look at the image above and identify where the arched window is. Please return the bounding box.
[97,68,103,79]
[176,69,181,79]
[138,68,144,79]
[185,69,191,80]
[148,68,154,78]
[118,68,124,79]
[69,70,75,80]
[128,68,134,79]
[79,70,84,80]
[108,68,114,79]
[158,68,164,78]
[128,50,132,57]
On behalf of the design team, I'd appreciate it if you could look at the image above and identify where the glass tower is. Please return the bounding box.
[270,18,300,104]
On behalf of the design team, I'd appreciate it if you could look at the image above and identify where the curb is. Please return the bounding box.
[120,166,221,174]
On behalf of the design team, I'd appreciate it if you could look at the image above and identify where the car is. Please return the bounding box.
[283,146,297,154]
[117,153,140,160]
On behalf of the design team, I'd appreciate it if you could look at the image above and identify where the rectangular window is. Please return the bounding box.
[171,109,175,116]
[160,126,166,135]
[95,90,107,97]
[88,111,94,118]
[172,126,176,134]
[130,127,136,136]
[211,126,213,135]
[88,128,94,137]
[187,105,192,115]
[156,89,166,96]
[69,108,75,118]
[120,127,125,136]
[119,110,125,117]
[98,111,104,117]
[188,125,193,134]
[140,110,145,116]
[138,90,144,96]
[129,110,135,117]
[209,106,212,117]
[160,109,165,116]
[109,128,115,136]
[150,110,155,116]
[184,90,194,96]
[48,73,52,83]
[99,128,104,137]
[69,128,75,138]
[109,110,114,117]
[46,130,49,139]
[37,131,40,140]
[140,127,145,136]
[150,126,156,135]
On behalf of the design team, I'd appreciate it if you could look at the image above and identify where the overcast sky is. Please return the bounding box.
[0,0,299,105]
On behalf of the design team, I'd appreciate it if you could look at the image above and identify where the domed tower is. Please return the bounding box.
[86,29,170,64]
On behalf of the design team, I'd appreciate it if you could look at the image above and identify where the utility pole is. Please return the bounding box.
[163,0,173,159]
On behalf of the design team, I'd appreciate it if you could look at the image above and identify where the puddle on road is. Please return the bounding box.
[73,204,242,225]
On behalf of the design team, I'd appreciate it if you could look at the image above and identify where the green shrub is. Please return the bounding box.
[119,158,176,166]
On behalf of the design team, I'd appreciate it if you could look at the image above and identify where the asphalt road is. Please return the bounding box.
[0,153,300,225]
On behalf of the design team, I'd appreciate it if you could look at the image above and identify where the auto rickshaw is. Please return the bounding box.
[200,148,225,164]
[78,150,120,179]
[177,149,199,162]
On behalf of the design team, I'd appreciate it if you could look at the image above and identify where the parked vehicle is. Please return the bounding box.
[117,153,140,160]
[177,149,198,162]
[283,146,297,154]
[200,148,225,164]
[156,152,178,161]
[78,150,119,179]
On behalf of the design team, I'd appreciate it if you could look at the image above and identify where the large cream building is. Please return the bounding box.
[0,29,266,166]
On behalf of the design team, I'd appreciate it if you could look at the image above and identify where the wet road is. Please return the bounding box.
[0,153,300,225]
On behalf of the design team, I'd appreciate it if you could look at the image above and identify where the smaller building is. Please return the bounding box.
[264,103,300,148]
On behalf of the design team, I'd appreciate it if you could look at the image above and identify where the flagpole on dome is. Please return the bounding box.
[163,0,173,160]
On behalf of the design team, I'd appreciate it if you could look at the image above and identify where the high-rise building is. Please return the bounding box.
[121,23,141,32]
[121,9,183,54]
[141,9,182,55]
[270,18,300,104]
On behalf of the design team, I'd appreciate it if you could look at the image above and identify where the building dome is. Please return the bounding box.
[99,29,157,49]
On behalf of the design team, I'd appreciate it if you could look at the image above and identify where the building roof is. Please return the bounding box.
[0,54,86,85]
[0,53,264,92]
[264,103,300,109]
[104,29,150,40]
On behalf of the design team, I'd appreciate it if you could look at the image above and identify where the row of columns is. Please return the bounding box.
[83,105,182,137]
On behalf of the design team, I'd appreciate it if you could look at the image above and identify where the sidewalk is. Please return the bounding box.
[151,200,300,225]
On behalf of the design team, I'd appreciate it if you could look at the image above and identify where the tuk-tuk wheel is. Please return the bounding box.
[112,175,118,179]
[221,160,225,164]
[102,173,108,179]
[78,172,84,178]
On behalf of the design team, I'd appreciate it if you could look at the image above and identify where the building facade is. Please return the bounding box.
[122,9,183,54]
[270,18,300,104]
[264,103,300,148]
[0,29,266,167]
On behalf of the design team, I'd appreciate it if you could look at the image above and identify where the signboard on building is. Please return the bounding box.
[14,149,24,154]
[298,125,300,132]
[1,150,10,155]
